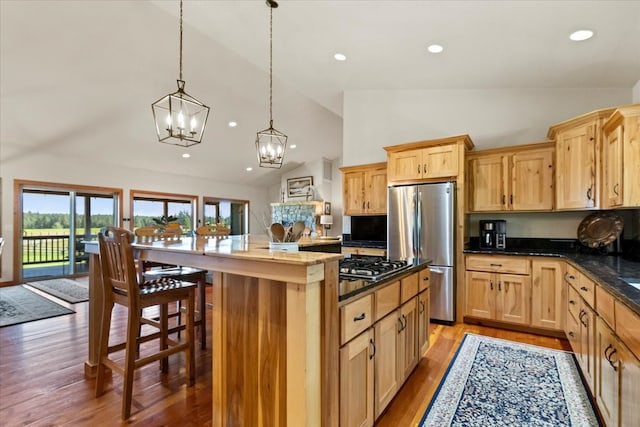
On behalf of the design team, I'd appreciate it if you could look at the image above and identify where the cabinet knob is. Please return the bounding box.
[369,338,376,360]
[580,286,589,292]
[613,183,620,196]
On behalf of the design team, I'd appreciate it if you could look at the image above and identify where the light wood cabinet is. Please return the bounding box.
[397,298,419,381]
[387,145,459,182]
[619,338,640,427]
[340,329,375,427]
[596,316,619,427]
[595,298,640,427]
[384,135,474,185]
[467,143,554,212]
[465,256,531,326]
[602,104,640,209]
[531,259,565,331]
[564,262,640,427]
[340,269,429,424]
[340,294,373,345]
[417,289,430,356]
[340,162,387,215]
[373,312,399,418]
[548,108,616,210]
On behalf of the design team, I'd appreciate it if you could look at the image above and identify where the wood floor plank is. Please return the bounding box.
[1,277,571,426]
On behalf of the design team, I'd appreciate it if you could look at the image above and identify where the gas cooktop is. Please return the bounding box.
[339,256,410,281]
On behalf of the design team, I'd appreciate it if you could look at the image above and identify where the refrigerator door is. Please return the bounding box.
[388,185,417,263]
[416,182,455,266]
[429,265,455,323]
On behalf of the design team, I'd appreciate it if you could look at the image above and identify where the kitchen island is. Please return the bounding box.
[85,234,342,427]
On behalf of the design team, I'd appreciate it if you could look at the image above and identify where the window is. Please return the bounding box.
[131,190,197,234]
[203,197,249,235]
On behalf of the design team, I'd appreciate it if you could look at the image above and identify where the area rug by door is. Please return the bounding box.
[0,285,75,327]
[419,333,600,427]
[25,278,88,303]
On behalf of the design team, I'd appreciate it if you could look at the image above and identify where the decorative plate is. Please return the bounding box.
[577,212,624,248]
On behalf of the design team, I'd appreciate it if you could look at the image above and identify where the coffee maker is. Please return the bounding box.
[479,220,507,250]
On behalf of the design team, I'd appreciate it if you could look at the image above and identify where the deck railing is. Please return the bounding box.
[22,234,95,265]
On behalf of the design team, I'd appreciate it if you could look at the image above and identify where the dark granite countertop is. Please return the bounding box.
[339,260,430,303]
[464,247,640,315]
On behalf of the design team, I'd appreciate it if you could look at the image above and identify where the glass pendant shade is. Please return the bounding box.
[152,80,209,147]
[256,121,287,168]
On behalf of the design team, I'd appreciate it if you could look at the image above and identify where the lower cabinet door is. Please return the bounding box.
[495,273,531,325]
[340,329,375,427]
[397,298,418,381]
[465,270,494,319]
[418,289,430,356]
[374,312,399,418]
[619,341,640,427]
[596,317,619,427]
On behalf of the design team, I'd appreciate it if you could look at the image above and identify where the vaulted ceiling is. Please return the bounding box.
[2,1,639,186]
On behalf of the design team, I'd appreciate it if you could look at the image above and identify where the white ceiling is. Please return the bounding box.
[2,0,639,186]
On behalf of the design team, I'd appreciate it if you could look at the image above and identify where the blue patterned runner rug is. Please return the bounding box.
[419,333,600,427]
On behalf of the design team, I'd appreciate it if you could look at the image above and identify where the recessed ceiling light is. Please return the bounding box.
[228,121,237,127]
[246,167,253,171]
[182,153,191,158]
[427,44,444,54]
[569,30,594,41]
[334,53,347,61]
[290,144,297,149]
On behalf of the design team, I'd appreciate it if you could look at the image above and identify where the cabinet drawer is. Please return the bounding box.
[564,264,580,288]
[596,286,615,329]
[466,255,530,275]
[375,280,400,321]
[615,301,640,360]
[419,268,431,292]
[578,274,596,308]
[401,273,419,303]
[567,284,580,320]
[341,294,373,345]
[565,308,580,351]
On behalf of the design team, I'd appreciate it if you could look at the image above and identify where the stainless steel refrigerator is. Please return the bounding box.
[388,182,455,323]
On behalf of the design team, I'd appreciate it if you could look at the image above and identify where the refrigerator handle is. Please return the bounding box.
[430,267,445,275]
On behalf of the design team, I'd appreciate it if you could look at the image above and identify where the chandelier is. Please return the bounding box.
[255,0,287,168]
[152,0,209,147]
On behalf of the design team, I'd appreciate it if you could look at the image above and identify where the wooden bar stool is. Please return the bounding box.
[134,224,207,348]
[95,227,196,420]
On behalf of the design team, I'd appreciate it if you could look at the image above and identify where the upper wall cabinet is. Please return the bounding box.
[384,135,474,185]
[340,162,388,216]
[601,104,640,209]
[547,108,616,210]
[467,142,555,212]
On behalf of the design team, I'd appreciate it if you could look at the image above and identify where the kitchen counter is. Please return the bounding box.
[465,247,640,314]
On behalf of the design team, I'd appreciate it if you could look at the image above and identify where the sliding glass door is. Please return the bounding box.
[20,184,120,280]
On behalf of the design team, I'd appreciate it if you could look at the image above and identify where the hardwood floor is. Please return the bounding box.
[0,280,571,426]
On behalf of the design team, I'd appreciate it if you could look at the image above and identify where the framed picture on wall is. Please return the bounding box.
[287,176,313,198]
[324,202,331,215]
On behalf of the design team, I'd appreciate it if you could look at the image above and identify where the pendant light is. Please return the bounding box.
[256,0,287,168]
[152,0,209,147]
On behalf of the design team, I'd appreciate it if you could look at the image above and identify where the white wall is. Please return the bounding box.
[633,80,640,103]
[342,88,632,165]
[0,154,271,283]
